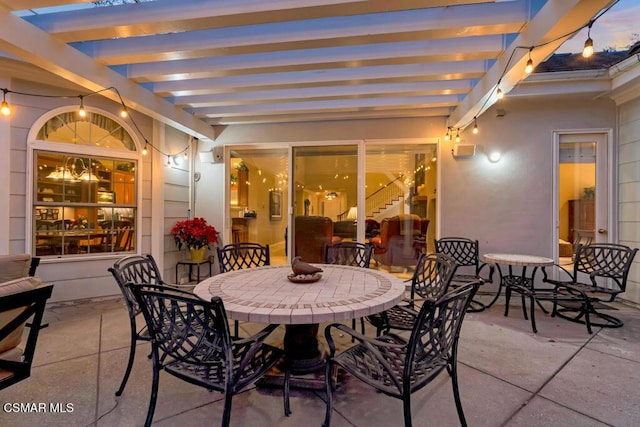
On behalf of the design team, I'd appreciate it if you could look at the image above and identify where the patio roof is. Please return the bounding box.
[0,1,620,138]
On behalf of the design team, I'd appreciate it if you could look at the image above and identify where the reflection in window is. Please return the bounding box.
[32,110,137,257]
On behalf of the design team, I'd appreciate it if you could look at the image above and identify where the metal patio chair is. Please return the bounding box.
[323,282,480,427]
[129,283,289,427]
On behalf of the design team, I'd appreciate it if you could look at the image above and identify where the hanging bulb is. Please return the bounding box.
[1,90,10,116]
[166,156,171,167]
[183,150,188,160]
[583,21,594,58]
[1,101,10,116]
[525,58,534,74]
[583,37,594,58]
[496,88,504,99]
[525,47,534,74]
[444,127,451,141]
[472,119,479,134]
[78,96,86,118]
[455,129,460,143]
[142,142,148,156]
[120,106,128,118]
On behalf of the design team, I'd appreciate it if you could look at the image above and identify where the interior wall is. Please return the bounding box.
[558,163,595,241]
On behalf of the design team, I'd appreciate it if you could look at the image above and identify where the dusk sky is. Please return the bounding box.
[556,0,640,54]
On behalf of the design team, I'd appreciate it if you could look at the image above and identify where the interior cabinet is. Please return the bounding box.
[113,170,135,204]
[568,199,594,242]
[237,169,249,207]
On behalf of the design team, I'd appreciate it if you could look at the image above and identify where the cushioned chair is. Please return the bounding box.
[294,216,334,263]
[324,283,480,427]
[129,283,289,427]
[108,254,175,396]
[366,252,457,336]
[543,243,638,334]
[0,282,53,390]
[372,214,429,270]
[434,237,495,312]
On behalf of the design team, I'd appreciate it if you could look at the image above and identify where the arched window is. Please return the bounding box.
[30,108,139,258]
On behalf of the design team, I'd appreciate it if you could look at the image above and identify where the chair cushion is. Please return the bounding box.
[0,254,31,283]
[0,276,42,353]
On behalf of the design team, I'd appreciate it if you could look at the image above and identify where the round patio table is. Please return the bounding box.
[194,264,406,373]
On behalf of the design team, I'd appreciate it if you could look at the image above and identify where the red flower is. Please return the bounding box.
[171,217,218,250]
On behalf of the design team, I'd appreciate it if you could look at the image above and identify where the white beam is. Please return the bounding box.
[449,0,614,128]
[0,10,215,140]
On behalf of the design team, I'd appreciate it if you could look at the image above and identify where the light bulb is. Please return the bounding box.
[583,37,594,58]
[525,58,534,74]
[120,108,128,118]
[78,106,86,117]
[0,101,10,116]
[473,122,478,134]
[455,131,460,143]
[142,144,148,155]
[444,133,450,141]
[497,88,504,99]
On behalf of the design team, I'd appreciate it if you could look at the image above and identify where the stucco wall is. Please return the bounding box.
[439,96,616,258]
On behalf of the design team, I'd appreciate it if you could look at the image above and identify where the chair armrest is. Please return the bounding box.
[233,323,279,346]
[478,262,495,282]
[542,263,574,285]
[324,322,406,357]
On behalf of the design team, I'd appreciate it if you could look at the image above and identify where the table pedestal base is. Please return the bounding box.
[284,323,326,374]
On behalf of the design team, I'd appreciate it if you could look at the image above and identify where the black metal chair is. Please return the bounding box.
[365,252,458,336]
[543,243,638,334]
[217,242,270,336]
[323,282,480,427]
[323,241,373,337]
[434,237,494,311]
[0,284,54,390]
[128,283,289,427]
[108,254,173,397]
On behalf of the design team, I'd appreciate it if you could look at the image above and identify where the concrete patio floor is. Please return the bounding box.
[1,293,639,426]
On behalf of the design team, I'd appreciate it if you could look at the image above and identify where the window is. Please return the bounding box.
[31,109,138,257]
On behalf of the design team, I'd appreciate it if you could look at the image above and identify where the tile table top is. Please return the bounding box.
[193,264,406,325]
[481,253,554,267]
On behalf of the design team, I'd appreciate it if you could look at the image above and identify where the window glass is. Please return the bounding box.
[32,111,137,257]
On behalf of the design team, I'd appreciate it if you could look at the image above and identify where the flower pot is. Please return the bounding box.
[189,247,206,262]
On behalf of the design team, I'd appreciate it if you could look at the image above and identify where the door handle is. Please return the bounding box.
[598,228,607,234]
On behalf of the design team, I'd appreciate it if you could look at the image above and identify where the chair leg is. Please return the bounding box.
[402,394,412,427]
[529,294,537,334]
[323,361,334,427]
[222,392,233,427]
[504,286,511,317]
[284,358,292,416]
[116,322,138,396]
[234,320,239,337]
[450,358,468,427]
[144,347,160,427]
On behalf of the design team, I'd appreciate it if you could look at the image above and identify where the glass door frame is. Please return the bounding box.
[552,129,615,262]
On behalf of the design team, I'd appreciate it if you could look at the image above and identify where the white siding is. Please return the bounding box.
[618,96,640,304]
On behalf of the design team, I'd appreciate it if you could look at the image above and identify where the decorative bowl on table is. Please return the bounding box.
[287,272,322,283]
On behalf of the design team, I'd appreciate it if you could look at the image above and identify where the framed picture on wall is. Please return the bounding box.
[269,191,282,221]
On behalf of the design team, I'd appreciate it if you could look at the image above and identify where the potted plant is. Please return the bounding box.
[171,217,219,262]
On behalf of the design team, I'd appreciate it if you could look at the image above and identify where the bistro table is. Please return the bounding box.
[481,253,554,333]
[193,264,406,375]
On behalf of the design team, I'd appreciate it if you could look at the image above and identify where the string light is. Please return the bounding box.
[78,96,86,117]
[0,86,194,159]
[444,126,451,141]
[455,129,460,143]
[472,117,478,134]
[1,89,10,116]
[583,21,594,58]
[525,47,534,74]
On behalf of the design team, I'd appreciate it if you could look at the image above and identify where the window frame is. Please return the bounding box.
[26,106,142,260]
